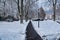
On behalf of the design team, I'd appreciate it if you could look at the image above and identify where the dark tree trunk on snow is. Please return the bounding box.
[25,11,28,22]
[53,4,56,21]
[53,0,57,21]
[20,0,23,23]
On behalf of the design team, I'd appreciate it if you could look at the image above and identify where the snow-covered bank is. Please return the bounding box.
[32,20,60,40]
[0,20,60,40]
[0,20,29,40]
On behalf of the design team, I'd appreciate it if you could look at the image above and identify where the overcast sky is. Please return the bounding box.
[38,0,50,11]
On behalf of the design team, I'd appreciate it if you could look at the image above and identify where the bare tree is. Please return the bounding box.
[48,0,57,21]
[16,0,23,23]
[25,0,38,22]
[17,0,20,14]
[16,0,38,23]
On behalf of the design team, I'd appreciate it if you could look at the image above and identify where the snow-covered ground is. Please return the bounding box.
[32,20,60,40]
[0,20,60,40]
[0,21,29,40]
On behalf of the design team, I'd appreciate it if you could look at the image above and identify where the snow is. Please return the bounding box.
[0,20,29,40]
[0,20,60,40]
[32,20,60,40]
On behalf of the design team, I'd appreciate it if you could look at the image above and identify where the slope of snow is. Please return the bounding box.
[32,20,60,36]
[0,20,29,40]
[31,20,60,40]
[0,20,60,40]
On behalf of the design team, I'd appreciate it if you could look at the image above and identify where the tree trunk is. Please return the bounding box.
[20,0,23,23]
[54,5,56,21]
[18,0,20,13]
[4,0,6,16]
[24,1,27,22]
[25,0,30,22]
[25,11,28,22]
[17,0,21,22]
[53,4,56,21]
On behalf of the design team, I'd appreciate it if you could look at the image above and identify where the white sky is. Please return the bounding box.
[38,0,50,11]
